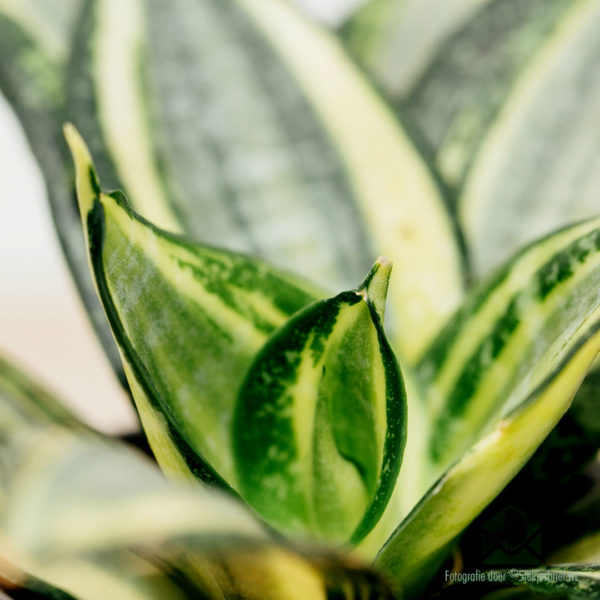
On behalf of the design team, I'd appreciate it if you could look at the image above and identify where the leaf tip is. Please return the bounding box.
[360,257,393,322]
[63,123,100,220]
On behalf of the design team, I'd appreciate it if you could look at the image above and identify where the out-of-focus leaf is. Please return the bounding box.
[551,529,600,564]
[460,0,600,276]
[0,355,396,600]
[343,0,573,197]
[234,259,406,546]
[65,125,320,489]
[418,218,600,479]
[68,0,464,362]
[0,0,126,387]
[341,0,491,96]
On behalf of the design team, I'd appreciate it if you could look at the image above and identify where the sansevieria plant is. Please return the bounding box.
[2,0,600,599]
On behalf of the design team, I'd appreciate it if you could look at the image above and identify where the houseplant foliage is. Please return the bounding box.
[2,1,600,599]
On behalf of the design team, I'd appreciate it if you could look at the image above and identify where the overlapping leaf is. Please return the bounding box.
[0,355,396,600]
[460,0,600,275]
[65,125,323,488]
[418,218,600,478]
[0,0,126,385]
[65,0,464,362]
[234,259,406,545]
[342,0,492,97]
[373,219,600,597]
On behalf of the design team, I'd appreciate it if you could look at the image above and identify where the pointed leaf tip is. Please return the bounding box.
[233,259,405,546]
[359,257,393,323]
[63,123,100,221]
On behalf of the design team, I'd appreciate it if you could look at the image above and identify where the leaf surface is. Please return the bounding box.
[234,259,406,545]
[374,218,600,597]
[0,355,396,600]
[65,125,321,489]
[460,0,600,275]
[342,0,491,96]
[419,218,600,477]
[67,0,464,362]
[0,0,126,384]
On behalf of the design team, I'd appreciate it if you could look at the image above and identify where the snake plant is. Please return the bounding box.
[2,0,600,599]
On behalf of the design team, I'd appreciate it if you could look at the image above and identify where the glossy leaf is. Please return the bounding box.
[418,218,600,479]
[376,255,600,598]
[234,258,406,545]
[65,124,321,489]
[67,0,464,362]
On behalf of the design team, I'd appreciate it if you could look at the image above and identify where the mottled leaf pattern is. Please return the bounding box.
[234,259,406,545]
[65,125,320,488]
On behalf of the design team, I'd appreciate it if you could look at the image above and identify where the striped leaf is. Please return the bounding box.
[0,0,126,386]
[342,0,577,206]
[341,0,492,97]
[0,357,395,600]
[460,0,600,276]
[233,258,406,546]
[65,124,322,489]
[67,0,464,362]
[418,217,600,480]
[374,220,600,598]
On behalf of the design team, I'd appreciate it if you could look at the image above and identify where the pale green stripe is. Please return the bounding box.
[235,0,463,361]
[93,0,180,232]
[460,0,600,275]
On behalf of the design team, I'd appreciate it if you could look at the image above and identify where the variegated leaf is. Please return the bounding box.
[341,0,492,97]
[67,0,464,362]
[342,0,576,205]
[0,355,396,600]
[551,530,600,565]
[418,218,600,481]
[460,0,600,276]
[65,124,321,489]
[233,258,406,546]
[374,219,600,598]
[0,0,126,385]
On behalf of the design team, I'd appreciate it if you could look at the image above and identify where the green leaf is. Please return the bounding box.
[233,258,406,546]
[64,124,321,490]
[341,0,492,97]
[0,356,396,600]
[67,0,464,362]
[376,288,600,599]
[403,0,573,196]
[342,0,576,204]
[459,0,600,276]
[418,217,600,480]
[0,0,127,387]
